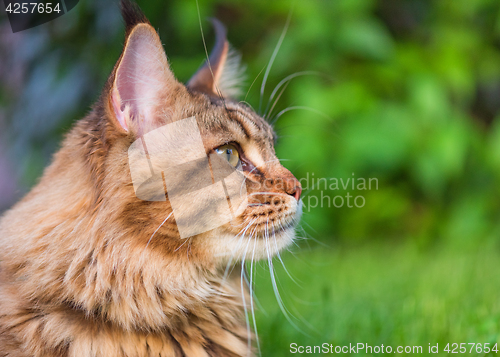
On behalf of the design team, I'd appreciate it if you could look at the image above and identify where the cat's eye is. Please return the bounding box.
[214,144,240,168]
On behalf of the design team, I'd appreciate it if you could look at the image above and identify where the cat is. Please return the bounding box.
[0,1,302,356]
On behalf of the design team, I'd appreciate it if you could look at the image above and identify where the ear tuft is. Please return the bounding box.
[217,45,246,99]
[188,19,240,98]
[120,0,150,37]
[188,19,246,99]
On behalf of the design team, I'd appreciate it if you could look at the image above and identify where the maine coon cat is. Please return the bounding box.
[0,1,302,356]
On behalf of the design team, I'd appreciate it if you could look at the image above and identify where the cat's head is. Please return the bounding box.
[92,1,302,265]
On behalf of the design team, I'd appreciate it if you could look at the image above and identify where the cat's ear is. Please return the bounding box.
[109,1,181,134]
[187,19,245,99]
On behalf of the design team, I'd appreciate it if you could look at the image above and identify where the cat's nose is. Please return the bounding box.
[286,178,302,201]
[293,186,302,201]
[270,165,302,201]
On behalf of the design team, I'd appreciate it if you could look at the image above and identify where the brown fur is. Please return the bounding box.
[0,2,301,356]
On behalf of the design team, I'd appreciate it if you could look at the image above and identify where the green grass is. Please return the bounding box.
[254,242,500,356]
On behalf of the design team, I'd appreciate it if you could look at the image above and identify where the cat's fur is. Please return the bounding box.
[0,1,301,356]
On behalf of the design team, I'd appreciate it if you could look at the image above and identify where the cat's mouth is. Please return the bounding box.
[209,196,301,261]
[227,193,301,239]
[255,220,297,238]
[245,214,298,238]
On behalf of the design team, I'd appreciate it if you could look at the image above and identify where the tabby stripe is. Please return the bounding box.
[227,109,260,139]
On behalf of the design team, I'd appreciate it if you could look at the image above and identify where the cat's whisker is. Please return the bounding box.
[221,237,245,284]
[239,223,261,354]
[237,100,254,110]
[249,239,261,357]
[245,222,261,355]
[297,220,329,248]
[194,0,215,89]
[244,64,267,104]
[247,191,289,197]
[271,105,332,125]
[219,217,257,283]
[173,236,191,252]
[273,221,300,287]
[264,217,304,334]
[139,211,173,262]
[195,0,227,103]
[265,81,289,121]
[186,236,194,261]
[264,71,321,117]
[259,6,294,114]
[276,230,316,336]
[239,233,253,355]
[227,219,253,229]
[264,71,320,119]
[221,218,257,283]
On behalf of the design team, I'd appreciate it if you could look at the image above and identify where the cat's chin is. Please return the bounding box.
[201,200,303,263]
[206,225,296,263]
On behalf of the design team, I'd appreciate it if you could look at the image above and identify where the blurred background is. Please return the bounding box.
[2,0,500,355]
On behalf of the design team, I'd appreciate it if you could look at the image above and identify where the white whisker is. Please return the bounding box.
[259,6,294,114]
[139,211,173,262]
[264,71,320,119]
[249,239,261,356]
[265,81,290,121]
[240,232,253,356]
[271,105,332,125]
[264,217,305,334]
[194,0,225,100]
[273,222,300,286]
[221,218,257,283]
[244,65,267,104]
